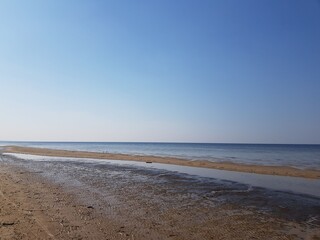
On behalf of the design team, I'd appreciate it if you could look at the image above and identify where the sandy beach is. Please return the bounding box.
[1,0,319,239]
[4,146,320,179]
[1,150,320,240]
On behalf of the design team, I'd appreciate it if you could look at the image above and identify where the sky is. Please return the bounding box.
[0,0,320,144]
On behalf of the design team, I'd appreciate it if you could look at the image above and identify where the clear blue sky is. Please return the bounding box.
[0,0,319,144]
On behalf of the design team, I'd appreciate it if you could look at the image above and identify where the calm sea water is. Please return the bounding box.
[1,142,320,169]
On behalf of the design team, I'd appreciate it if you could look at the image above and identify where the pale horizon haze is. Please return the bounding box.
[1,0,320,144]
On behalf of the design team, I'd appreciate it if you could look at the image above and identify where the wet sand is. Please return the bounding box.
[1,152,320,239]
[0,160,131,239]
[5,146,320,179]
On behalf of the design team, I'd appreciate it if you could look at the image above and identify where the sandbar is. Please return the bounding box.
[4,146,320,179]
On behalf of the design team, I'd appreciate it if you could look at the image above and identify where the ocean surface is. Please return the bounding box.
[1,141,320,170]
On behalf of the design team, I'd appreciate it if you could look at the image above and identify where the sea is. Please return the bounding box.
[1,141,320,170]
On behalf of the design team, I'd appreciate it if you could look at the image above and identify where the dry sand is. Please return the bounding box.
[5,146,320,179]
[0,162,143,239]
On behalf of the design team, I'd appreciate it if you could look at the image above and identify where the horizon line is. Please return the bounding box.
[1,140,319,146]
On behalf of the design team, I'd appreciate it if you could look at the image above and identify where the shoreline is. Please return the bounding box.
[4,145,320,179]
[1,153,319,239]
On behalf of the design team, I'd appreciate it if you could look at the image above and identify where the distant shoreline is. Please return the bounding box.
[4,146,320,179]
